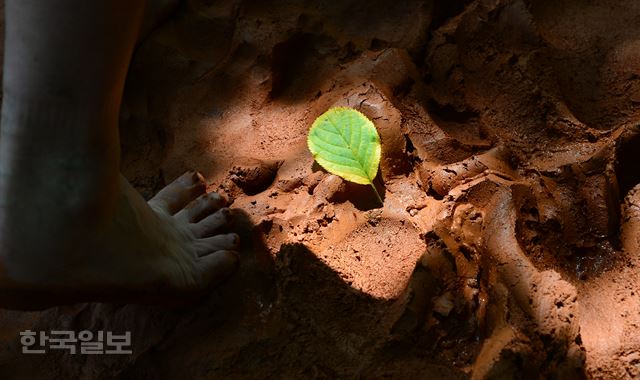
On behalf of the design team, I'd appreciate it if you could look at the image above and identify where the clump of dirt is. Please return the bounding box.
[1,0,640,379]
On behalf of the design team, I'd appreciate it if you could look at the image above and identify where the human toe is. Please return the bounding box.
[192,208,231,237]
[149,171,207,214]
[175,192,226,223]
[194,233,239,256]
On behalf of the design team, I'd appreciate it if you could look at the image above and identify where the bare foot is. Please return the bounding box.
[145,171,240,290]
[91,171,240,303]
[0,172,240,309]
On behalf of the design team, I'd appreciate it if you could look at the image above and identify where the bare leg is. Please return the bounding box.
[0,0,238,309]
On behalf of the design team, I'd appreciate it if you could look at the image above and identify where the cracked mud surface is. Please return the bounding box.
[1,0,640,379]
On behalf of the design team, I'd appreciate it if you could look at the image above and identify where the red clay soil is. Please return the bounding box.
[1,0,640,379]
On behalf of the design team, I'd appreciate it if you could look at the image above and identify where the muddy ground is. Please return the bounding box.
[1,0,640,379]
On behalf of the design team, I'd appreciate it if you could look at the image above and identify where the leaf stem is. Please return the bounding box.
[370,183,384,206]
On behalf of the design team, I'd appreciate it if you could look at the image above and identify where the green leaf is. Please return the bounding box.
[307,107,381,185]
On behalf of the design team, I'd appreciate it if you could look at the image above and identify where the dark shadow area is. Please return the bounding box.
[528,0,640,131]
[615,126,640,201]
[427,99,480,125]
[113,209,277,379]
[219,243,469,379]
[431,0,472,30]
[113,238,471,378]
[269,33,339,100]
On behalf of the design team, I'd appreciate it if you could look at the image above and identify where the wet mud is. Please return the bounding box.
[1,0,640,379]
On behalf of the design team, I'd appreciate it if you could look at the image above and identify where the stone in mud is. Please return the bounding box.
[312,174,347,203]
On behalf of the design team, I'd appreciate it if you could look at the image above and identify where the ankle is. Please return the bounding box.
[1,89,118,140]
